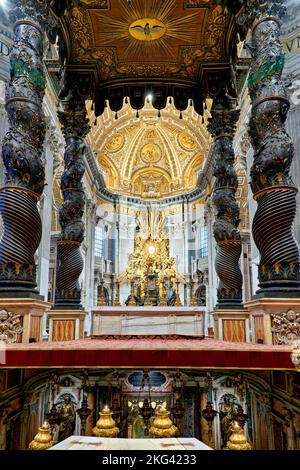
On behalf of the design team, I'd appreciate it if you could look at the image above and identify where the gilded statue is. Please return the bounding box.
[58,396,76,442]
[131,407,147,439]
[219,396,235,446]
[233,405,248,429]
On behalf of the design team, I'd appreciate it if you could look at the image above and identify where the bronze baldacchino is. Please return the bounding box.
[58,396,76,442]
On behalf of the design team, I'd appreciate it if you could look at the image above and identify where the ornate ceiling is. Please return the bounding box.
[55,0,239,115]
[86,98,211,199]
[68,0,226,78]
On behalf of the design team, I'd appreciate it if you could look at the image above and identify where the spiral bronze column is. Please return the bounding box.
[0,1,54,295]
[241,0,300,295]
[208,97,243,308]
[54,93,90,309]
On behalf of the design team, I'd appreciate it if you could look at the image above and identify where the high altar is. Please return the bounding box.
[50,436,211,451]
[93,210,206,337]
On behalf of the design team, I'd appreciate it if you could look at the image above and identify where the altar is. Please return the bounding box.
[50,436,212,450]
[91,306,206,337]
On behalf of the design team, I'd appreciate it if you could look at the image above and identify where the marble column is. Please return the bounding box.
[54,91,90,309]
[242,0,300,296]
[0,1,54,295]
[208,96,243,308]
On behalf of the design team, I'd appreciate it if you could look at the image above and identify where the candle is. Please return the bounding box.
[162,257,164,273]
[191,256,194,275]
[176,255,179,272]
[101,258,104,275]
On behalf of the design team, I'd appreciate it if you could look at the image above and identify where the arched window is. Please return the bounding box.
[199,225,208,258]
[95,226,104,257]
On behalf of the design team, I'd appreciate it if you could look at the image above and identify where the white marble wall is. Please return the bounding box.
[82,197,97,332]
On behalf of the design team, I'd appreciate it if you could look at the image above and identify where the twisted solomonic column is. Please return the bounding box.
[208,97,243,308]
[0,1,55,294]
[54,94,90,308]
[240,0,300,295]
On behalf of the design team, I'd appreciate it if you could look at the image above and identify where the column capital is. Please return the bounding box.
[238,0,286,29]
[58,92,90,142]
[9,0,56,37]
[207,96,239,140]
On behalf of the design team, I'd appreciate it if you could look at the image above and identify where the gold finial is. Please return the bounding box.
[28,421,53,450]
[92,405,119,438]
[149,405,178,438]
[226,421,252,450]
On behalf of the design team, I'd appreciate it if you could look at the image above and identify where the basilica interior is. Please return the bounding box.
[0,0,300,452]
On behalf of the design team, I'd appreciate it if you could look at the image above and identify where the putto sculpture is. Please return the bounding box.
[0,309,23,343]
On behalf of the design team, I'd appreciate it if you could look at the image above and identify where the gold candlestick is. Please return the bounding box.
[128,280,136,306]
[144,289,152,306]
[97,282,106,306]
[113,281,121,306]
[226,421,252,450]
[149,406,178,438]
[144,278,152,306]
[190,280,197,306]
[175,278,182,306]
[159,279,168,306]
[28,421,53,450]
[93,405,119,438]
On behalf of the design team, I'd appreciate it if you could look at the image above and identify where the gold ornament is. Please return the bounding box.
[28,422,53,450]
[149,406,178,438]
[178,132,196,151]
[105,133,124,153]
[93,405,119,438]
[129,18,166,42]
[141,143,162,163]
[226,421,252,451]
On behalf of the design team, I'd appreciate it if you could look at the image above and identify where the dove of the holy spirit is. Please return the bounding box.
[129,18,166,41]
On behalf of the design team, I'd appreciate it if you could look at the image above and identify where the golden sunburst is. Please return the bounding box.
[92,0,199,59]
